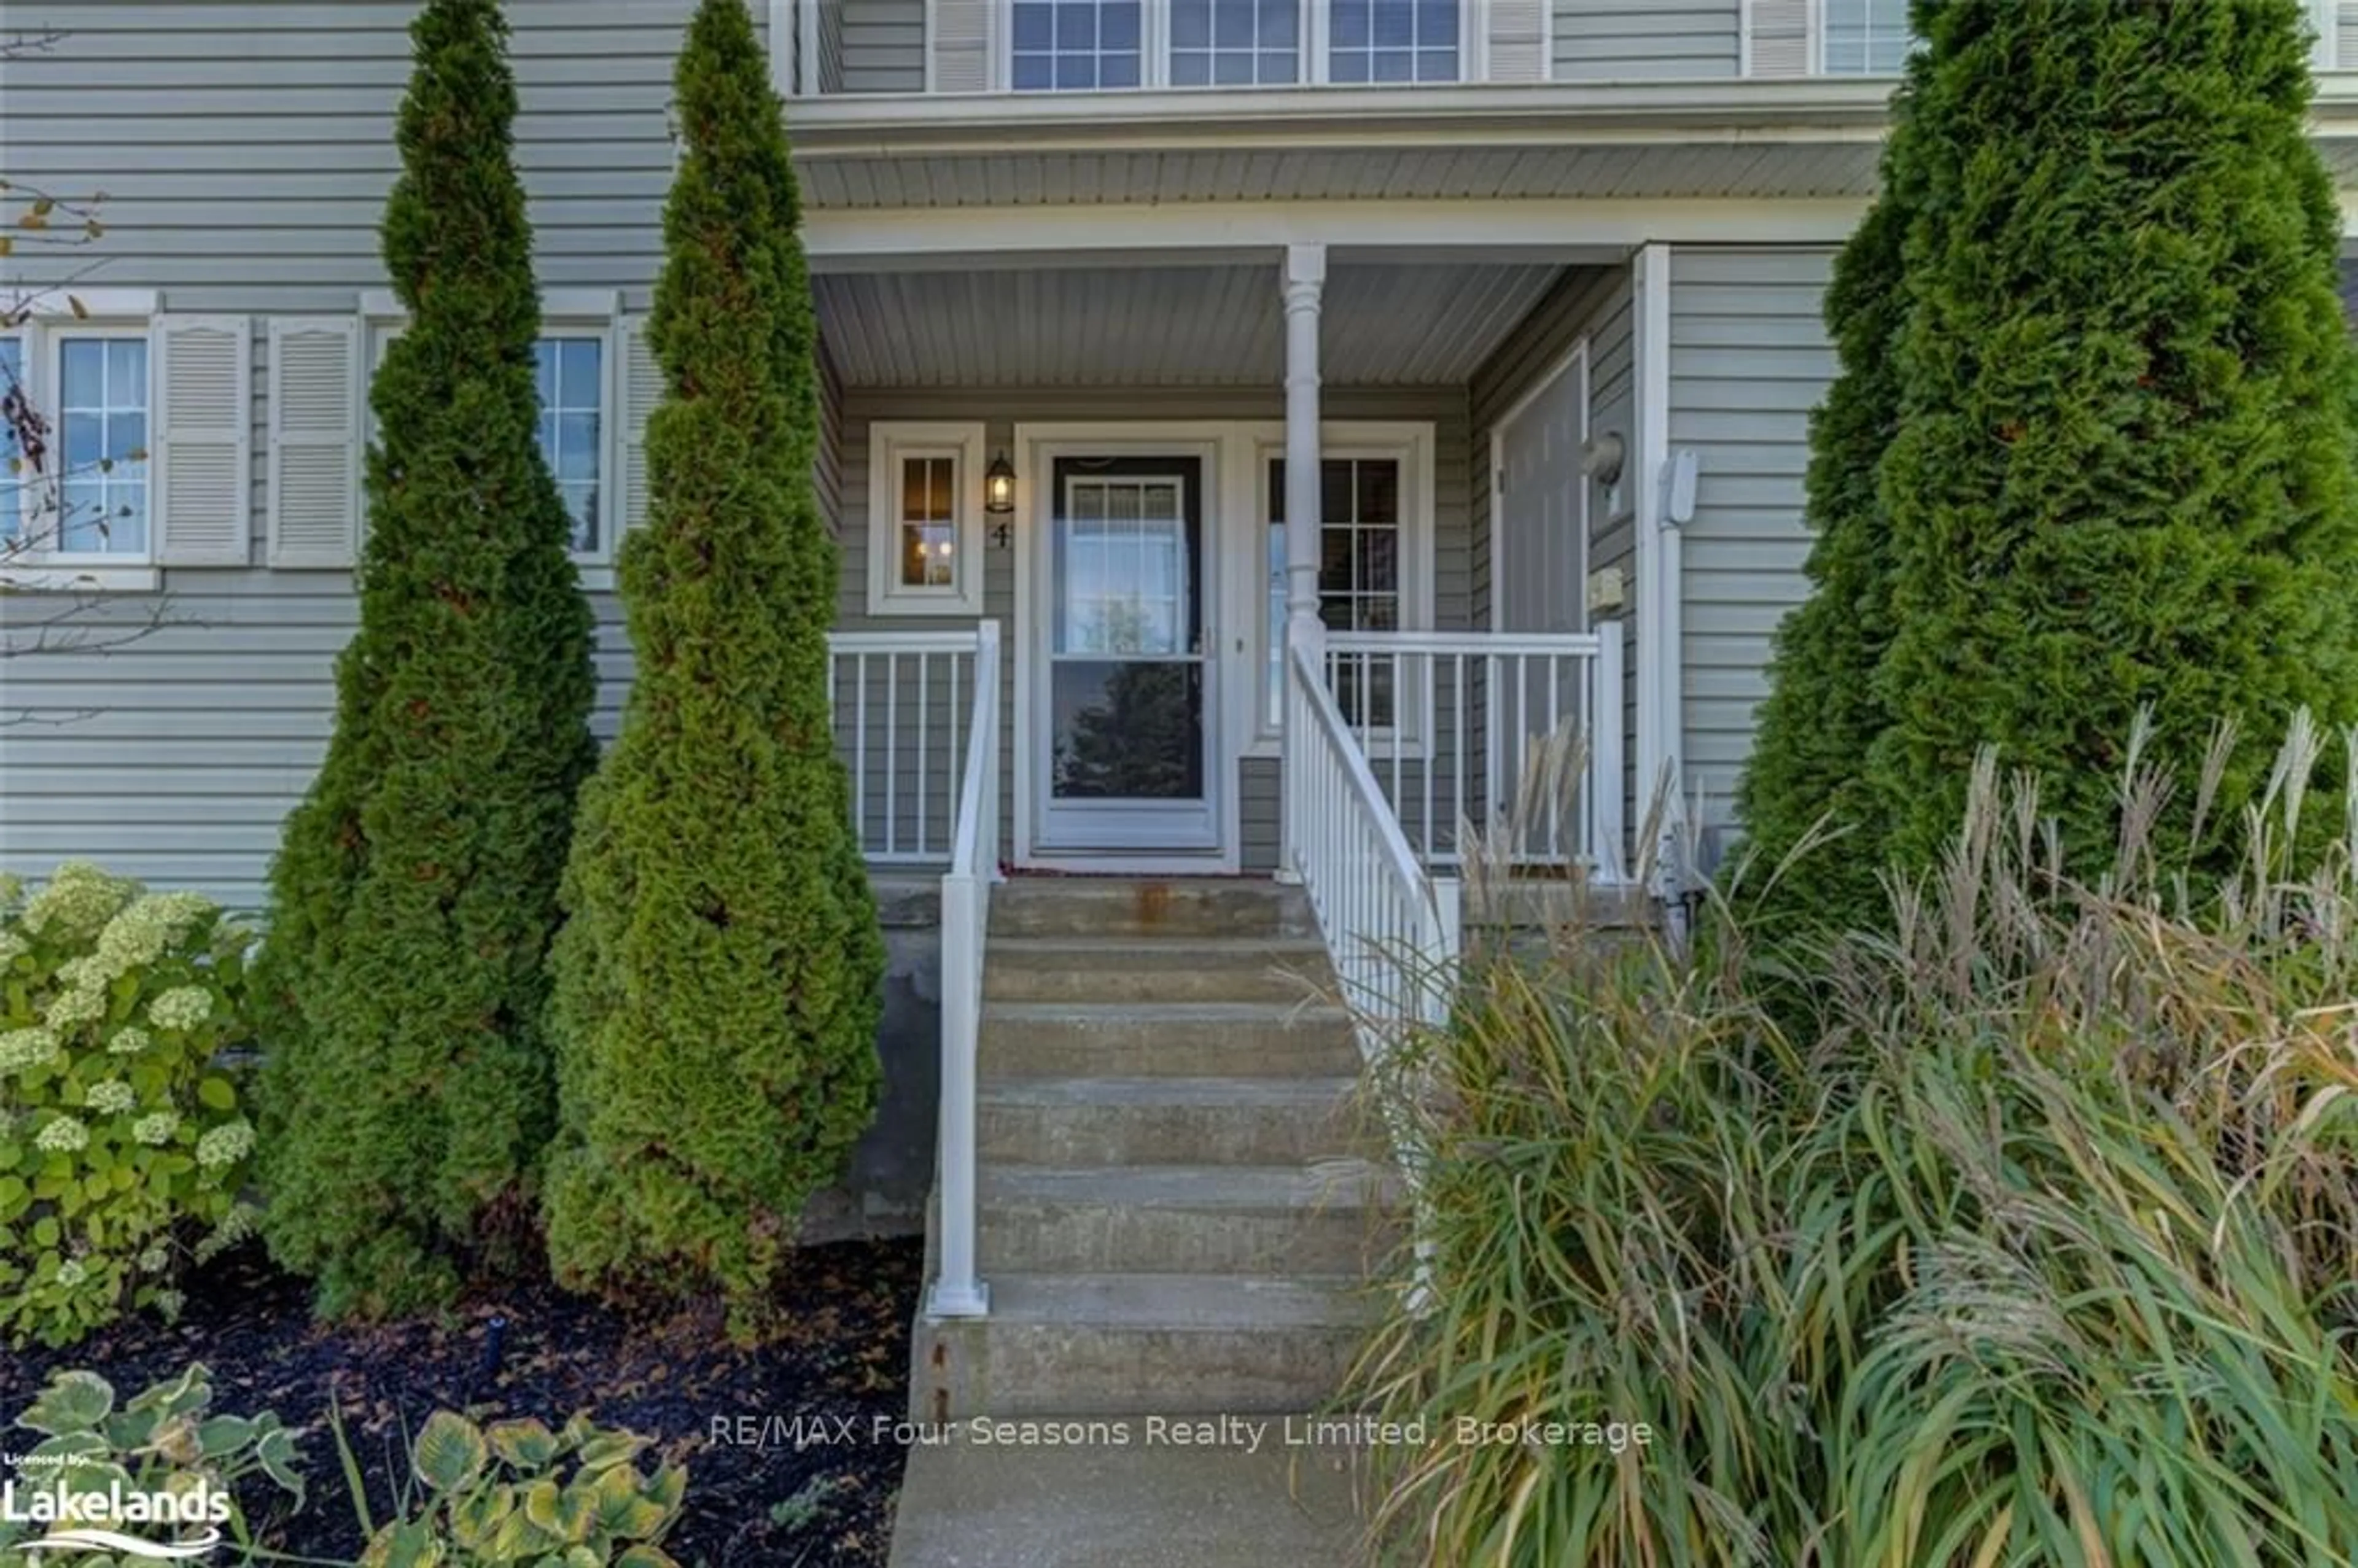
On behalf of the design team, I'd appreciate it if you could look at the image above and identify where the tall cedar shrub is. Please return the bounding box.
[1731,52,1929,939]
[543,0,883,1336]
[254,0,597,1318]
[1868,0,2358,872]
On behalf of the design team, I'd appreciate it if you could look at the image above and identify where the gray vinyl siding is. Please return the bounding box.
[839,0,927,92]
[0,1,710,311]
[1553,0,1741,80]
[837,387,1475,874]
[1668,245,1836,849]
[1468,263,1639,863]
[0,2,715,909]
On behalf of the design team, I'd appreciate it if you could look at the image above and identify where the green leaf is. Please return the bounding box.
[574,1429,652,1473]
[411,1410,489,1494]
[18,1370,115,1435]
[126,1362,211,1419]
[488,1416,562,1470]
[360,1518,447,1568]
[196,1076,236,1111]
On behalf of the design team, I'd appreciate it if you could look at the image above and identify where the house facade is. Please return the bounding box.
[10,1,2358,1400]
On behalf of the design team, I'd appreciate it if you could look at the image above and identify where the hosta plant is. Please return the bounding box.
[357,1410,685,1567]
[0,863,262,1348]
[0,1363,305,1568]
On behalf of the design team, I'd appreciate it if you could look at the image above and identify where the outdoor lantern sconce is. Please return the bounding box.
[985,452,1016,515]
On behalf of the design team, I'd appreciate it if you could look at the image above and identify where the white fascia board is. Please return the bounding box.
[803,196,1871,265]
[785,77,1901,153]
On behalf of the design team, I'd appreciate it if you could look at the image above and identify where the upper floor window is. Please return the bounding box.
[1822,0,1910,74]
[1172,0,1299,87]
[1332,0,1460,85]
[1008,0,1463,91]
[1012,1,1143,90]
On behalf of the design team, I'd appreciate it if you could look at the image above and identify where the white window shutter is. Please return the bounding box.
[151,315,253,566]
[265,316,362,569]
[932,0,992,91]
[1485,0,1547,83]
[619,316,663,534]
[1748,0,1813,76]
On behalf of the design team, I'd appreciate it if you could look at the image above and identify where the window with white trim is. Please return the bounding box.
[1011,1,1142,90]
[1822,0,1911,74]
[867,422,986,616]
[534,336,606,554]
[1331,0,1460,84]
[1172,0,1300,86]
[0,335,22,548]
[1259,432,1433,740]
[53,331,150,557]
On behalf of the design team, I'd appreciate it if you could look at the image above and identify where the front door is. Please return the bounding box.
[1033,455,1220,858]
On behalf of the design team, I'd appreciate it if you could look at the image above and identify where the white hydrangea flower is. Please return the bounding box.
[133,1111,181,1146]
[85,1081,137,1115]
[34,1117,90,1154]
[0,871,23,909]
[0,929,27,967]
[138,1246,170,1273]
[107,1026,152,1056]
[20,863,134,940]
[150,1287,184,1320]
[54,1259,87,1289]
[42,985,107,1031]
[195,1120,253,1170]
[87,892,216,983]
[146,987,215,1033]
[0,1027,62,1074]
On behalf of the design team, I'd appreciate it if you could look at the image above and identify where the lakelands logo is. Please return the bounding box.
[2,1475,232,1561]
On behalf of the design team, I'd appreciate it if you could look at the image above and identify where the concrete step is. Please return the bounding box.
[977,1076,1371,1166]
[989,879,1317,939]
[984,936,1334,1006]
[978,1162,1402,1276]
[912,1273,1381,1419]
[980,1002,1360,1080]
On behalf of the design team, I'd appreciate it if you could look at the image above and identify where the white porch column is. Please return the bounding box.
[1278,243,1327,882]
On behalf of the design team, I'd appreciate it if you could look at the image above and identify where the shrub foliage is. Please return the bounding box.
[1741,0,2358,916]
[1357,729,2358,1566]
[543,0,883,1335]
[254,0,598,1317]
[0,866,260,1349]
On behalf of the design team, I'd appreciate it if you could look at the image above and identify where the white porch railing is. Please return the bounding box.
[1285,627,1462,1060]
[827,631,988,866]
[924,619,1000,1319]
[1323,624,1624,877]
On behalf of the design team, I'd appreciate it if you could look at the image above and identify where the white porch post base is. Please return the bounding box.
[925,1280,991,1319]
[1278,242,1327,882]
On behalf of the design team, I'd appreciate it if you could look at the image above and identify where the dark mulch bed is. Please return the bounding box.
[1,1238,927,1567]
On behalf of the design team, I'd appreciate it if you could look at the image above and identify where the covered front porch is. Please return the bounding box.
[814,247,1646,890]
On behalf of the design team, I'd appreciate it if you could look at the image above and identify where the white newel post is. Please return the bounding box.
[1279,242,1328,883]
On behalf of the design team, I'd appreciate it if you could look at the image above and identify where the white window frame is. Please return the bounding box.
[0,330,26,559]
[359,289,622,583]
[866,420,987,617]
[1244,420,1436,755]
[533,324,620,564]
[997,0,1471,90]
[1816,0,1912,76]
[7,291,164,588]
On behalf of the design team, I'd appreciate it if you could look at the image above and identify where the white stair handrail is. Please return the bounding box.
[927,619,1000,1320]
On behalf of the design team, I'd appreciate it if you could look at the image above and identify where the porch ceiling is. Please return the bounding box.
[814,262,1567,388]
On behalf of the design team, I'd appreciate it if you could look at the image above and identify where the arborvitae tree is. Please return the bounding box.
[1731,56,1928,937]
[254,0,598,1318]
[543,0,883,1337]
[1868,0,2358,873]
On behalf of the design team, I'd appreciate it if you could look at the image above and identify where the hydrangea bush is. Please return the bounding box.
[0,863,262,1348]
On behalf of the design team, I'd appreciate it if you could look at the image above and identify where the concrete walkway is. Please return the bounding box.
[885,1423,1368,1567]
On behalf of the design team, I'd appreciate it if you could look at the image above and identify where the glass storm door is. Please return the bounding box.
[1036,456,1219,855]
